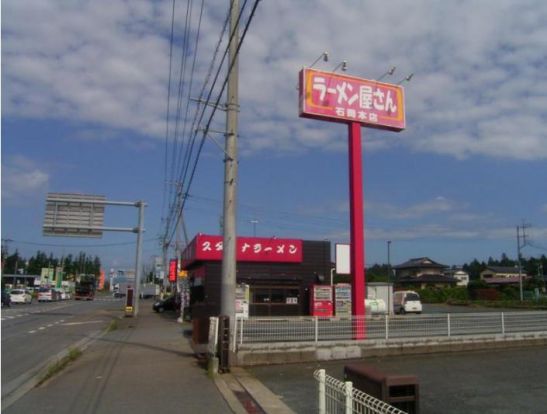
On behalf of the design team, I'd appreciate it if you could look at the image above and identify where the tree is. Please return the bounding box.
[27,251,49,274]
[499,253,514,267]
[4,250,22,274]
[463,259,486,280]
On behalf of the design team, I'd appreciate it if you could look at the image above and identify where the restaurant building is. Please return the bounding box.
[181,234,331,317]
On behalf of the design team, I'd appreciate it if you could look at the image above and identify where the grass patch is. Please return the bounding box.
[106,318,118,333]
[446,299,547,310]
[38,347,82,386]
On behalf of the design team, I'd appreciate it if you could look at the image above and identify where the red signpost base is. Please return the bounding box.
[348,122,366,339]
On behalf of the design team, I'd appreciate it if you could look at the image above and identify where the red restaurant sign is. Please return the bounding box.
[168,259,178,283]
[182,234,303,267]
[299,68,405,131]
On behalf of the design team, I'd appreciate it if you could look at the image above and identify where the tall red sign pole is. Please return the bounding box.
[299,68,405,340]
[348,121,366,338]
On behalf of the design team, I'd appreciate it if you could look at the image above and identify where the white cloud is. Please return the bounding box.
[2,155,50,204]
[3,0,547,159]
[369,196,463,220]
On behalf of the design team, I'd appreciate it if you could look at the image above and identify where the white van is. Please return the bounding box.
[393,290,422,314]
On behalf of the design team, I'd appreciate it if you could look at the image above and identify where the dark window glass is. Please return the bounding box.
[271,289,285,303]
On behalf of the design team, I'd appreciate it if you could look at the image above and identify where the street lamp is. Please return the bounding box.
[250,219,259,237]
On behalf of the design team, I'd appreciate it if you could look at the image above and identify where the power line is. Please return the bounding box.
[162,0,261,248]
[161,0,208,246]
[166,0,261,247]
[161,0,178,231]
[528,241,547,252]
[7,237,160,249]
[164,0,229,237]
[173,0,205,188]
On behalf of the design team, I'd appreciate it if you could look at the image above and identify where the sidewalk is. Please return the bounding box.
[3,301,288,414]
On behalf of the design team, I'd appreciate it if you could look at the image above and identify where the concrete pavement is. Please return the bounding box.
[3,300,289,414]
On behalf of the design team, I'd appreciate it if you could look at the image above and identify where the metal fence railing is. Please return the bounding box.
[234,311,547,347]
[314,369,407,414]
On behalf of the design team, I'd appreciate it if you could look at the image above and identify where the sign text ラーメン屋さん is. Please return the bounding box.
[299,68,405,131]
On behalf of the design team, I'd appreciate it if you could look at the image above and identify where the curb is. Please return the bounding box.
[214,367,295,414]
[214,374,249,414]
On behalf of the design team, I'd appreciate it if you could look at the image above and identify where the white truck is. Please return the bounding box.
[140,284,160,299]
[113,282,129,298]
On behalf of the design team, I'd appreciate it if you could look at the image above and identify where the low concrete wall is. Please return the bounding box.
[235,332,547,366]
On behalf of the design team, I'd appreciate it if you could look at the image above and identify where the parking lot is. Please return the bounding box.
[249,344,547,414]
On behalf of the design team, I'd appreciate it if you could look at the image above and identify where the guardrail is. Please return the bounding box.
[234,311,547,347]
[314,369,407,414]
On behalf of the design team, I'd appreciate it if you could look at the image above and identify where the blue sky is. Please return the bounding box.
[2,0,547,271]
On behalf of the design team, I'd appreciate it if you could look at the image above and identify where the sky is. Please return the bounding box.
[2,0,547,272]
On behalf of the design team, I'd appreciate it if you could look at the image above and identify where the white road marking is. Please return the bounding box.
[61,321,103,326]
[28,330,36,334]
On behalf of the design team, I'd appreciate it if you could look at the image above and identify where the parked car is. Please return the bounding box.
[38,288,55,302]
[393,290,423,314]
[152,296,178,313]
[365,298,387,315]
[10,289,33,304]
[2,290,11,308]
[55,288,67,300]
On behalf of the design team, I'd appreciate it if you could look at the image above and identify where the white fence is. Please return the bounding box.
[234,311,547,347]
[314,369,407,414]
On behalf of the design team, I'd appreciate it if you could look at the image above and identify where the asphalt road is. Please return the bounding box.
[1,294,123,394]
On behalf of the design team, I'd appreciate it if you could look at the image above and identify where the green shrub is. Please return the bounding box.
[415,287,468,303]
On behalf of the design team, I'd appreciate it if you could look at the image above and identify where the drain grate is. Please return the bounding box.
[233,390,266,414]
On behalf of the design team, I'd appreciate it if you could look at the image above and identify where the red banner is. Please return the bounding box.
[299,68,405,131]
[168,259,178,283]
[182,234,303,267]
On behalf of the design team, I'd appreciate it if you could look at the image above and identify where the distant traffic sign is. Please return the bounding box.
[43,193,106,237]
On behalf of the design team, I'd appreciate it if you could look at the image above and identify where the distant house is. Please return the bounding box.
[445,268,470,287]
[393,257,458,289]
[480,266,527,287]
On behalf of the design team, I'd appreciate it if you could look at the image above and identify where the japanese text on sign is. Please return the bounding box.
[168,259,178,283]
[299,68,405,131]
[181,235,303,266]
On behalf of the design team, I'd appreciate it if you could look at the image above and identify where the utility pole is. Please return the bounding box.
[221,0,239,328]
[516,222,530,302]
[133,200,145,316]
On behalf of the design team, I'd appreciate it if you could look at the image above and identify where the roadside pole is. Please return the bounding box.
[221,0,239,363]
[133,201,145,316]
[348,121,366,339]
